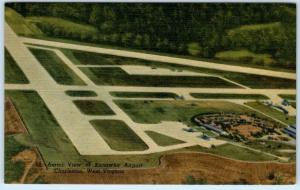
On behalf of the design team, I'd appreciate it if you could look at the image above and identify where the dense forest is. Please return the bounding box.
[6,3,296,69]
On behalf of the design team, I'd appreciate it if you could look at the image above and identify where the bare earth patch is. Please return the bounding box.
[5,97,27,135]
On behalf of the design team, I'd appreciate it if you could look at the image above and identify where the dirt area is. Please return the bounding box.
[230,125,262,139]
[5,97,27,135]
[42,152,295,184]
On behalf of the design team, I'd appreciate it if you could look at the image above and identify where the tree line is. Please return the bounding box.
[7,3,296,68]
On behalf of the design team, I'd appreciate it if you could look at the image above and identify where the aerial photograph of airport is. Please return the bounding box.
[4,2,296,184]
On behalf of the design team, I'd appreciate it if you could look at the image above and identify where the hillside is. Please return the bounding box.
[5,3,296,70]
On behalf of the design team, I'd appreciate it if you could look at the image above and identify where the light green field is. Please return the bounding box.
[29,48,86,85]
[73,100,115,115]
[195,144,276,161]
[215,50,275,65]
[90,120,148,151]
[145,131,185,146]
[245,101,296,125]
[5,7,43,36]
[26,16,99,40]
[5,49,29,84]
[190,93,269,100]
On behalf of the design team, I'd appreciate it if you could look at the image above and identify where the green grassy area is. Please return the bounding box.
[26,16,98,41]
[197,143,276,161]
[65,90,97,97]
[278,94,296,101]
[6,90,81,163]
[29,48,85,85]
[110,92,179,99]
[244,140,296,159]
[90,120,148,151]
[73,100,115,115]
[190,93,269,100]
[5,49,29,84]
[80,67,239,88]
[245,101,296,125]
[5,136,27,183]
[5,7,43,36]
[215,50,276,65]
[114,100,269,126]
[145,131,185,146]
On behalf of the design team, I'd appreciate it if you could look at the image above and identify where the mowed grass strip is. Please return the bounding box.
[5,49,29,84]
[5,90,80,163]
[81,67,239,88]
[245,101,296,125]
[145,131,185,146]
[196,143,276,161]
[278,94,296,101]
[66,90,97,97]
[90,120,148,151]
[73,100,115,115]
[110,91,179,99]
[29,48,85,85]
[190,93,269,100]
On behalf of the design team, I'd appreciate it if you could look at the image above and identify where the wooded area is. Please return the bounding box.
[6,3,296,69]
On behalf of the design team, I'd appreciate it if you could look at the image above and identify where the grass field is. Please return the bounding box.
[5,7,43,36]
[73,100,115,115]
[90,120,148,151]
[145,131,185,146]
[190,93,269,99]
[5,49,29,84]
[110,92,179,99]
[279,94,296,101]
[244,140,296,159]
[245,101,296,125]
[80,67,239,88]
[6,90,81,163]
[115,100,261,126]
[29,48,85,85]
[215,50,275,65]
[65,90,97,97]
